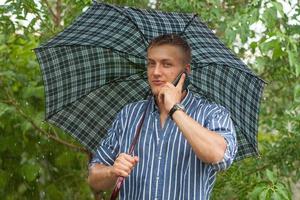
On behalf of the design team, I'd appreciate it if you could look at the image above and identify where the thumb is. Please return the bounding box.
[134,156,139,163]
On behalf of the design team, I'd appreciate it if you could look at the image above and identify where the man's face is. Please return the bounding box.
[147,44,190,96]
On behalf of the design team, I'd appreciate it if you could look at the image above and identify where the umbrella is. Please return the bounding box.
[35,1,265,161]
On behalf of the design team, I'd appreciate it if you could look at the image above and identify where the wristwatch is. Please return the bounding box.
[169,103,185,120]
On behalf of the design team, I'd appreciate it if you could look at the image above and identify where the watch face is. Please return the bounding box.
[176,103,185,110]
[169,103,185,120]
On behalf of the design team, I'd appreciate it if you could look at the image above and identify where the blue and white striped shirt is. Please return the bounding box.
[91,90,237,200]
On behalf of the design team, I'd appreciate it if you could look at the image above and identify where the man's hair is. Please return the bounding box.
[147,34,192,64]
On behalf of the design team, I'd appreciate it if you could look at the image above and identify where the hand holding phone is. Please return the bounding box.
[157,70,190,112]
[172,71,190,92]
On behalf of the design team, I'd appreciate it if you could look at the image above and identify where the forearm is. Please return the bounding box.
[88,163,117,191]
[172,110,227,163]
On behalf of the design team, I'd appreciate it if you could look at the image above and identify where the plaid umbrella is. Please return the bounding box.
[35,2,265,161]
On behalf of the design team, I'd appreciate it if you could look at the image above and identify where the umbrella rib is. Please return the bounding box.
[107,48,146,67]
[99,3,149,49]
[180,14,198,36]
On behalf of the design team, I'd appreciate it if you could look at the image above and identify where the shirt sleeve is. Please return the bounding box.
[89,111,123,167]
[205,105,237,171]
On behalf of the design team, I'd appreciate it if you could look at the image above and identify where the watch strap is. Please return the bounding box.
[169,103,184,120]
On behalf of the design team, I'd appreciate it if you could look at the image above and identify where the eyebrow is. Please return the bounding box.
[147,58,173,62]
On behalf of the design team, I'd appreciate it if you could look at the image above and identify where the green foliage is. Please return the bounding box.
[0,0,93,199]
[0,0,299,199]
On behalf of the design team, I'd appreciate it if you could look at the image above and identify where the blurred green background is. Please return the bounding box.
[0,0,299,199]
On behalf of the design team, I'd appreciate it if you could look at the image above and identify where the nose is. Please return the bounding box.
[153,64,162,76]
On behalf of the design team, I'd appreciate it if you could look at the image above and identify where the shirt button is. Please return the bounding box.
[156,176,159,180]
[158,156,162,160]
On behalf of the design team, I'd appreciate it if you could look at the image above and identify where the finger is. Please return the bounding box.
[116,156,135,168]
[116,162,133,173]
[133,156,139,163]
[114,161,133,174]
[175,73,186,89]
[122,154,139,164]
[117,153,134,163]
[119,154,139,168]
[158,89,165,104]
[118,158,133,167]
[164,82,175,88]
[114,161,135,177]
[114,168,130,177]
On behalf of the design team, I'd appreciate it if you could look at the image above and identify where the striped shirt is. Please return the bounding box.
[91,90,237,200]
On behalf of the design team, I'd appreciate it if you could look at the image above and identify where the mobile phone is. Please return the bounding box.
[172,71,190,92]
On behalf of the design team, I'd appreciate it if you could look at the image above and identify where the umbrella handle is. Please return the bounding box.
[110,177,124,200]
[109,97,151,200]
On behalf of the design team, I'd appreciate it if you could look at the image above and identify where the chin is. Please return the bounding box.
[151,90,159,97]
[149,87,160,96]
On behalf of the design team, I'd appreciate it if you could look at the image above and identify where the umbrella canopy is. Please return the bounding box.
[35,2,265,160]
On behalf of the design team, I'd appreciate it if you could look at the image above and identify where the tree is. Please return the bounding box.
[0,0,299,199]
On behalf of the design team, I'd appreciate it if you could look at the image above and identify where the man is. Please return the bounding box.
[88,34,237,199]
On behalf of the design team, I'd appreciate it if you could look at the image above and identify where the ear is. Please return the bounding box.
[185,64,191,74]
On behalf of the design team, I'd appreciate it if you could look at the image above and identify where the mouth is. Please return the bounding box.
[152,80,165,86]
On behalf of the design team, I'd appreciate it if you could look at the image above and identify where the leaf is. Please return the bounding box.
[287,50,300,76]
[255,56,267,68]
[294,85,300,103]
[259,188,269,200]
[225,28,236,47]
[20,121,32,133]
[20,162,40,182]
[23,85,44,99]
[272,191,282,200]
[240,20,250,43]
[249,185,266,199]
[45,184,64,200]
[266,169,276,183]
[0,70,16,80]
[289,25,300,35]
[271,2,285,18]
[0,103,11,117]
[295,62,300,77]
[262,6,277,29]
[276,183,290,200]
[0,136,10,152]
[54,152,76,168]
[260,38,280,57]
[0,170,9,189]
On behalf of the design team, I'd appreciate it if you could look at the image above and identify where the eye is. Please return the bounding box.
[163,63,172,67]
[147,61,155,67]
